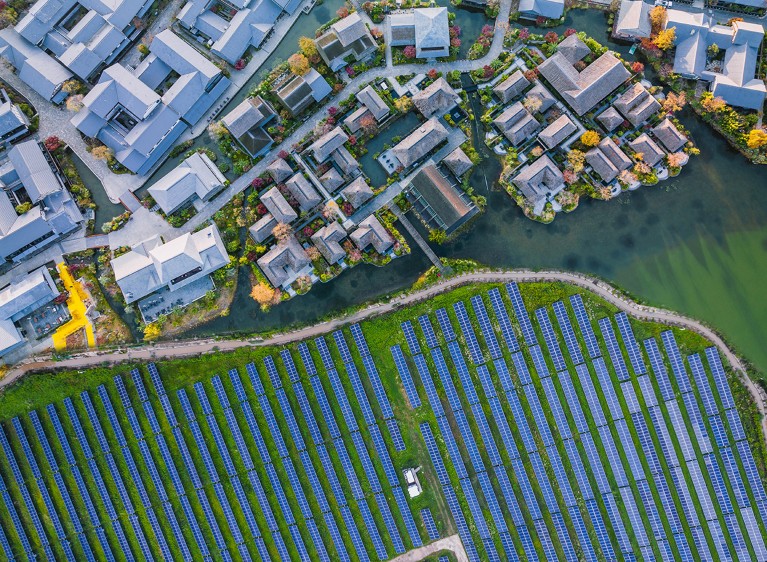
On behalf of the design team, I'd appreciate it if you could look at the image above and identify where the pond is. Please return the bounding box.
[70,153,125,229]
[186,11,767,377]
[359,112,422,188]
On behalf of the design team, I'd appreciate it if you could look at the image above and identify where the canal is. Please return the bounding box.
[102,8,767,375]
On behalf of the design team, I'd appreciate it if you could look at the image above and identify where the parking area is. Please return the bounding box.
[138,276,215,323]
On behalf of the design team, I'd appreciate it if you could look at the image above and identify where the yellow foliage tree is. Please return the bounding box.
[746,128,767,149]
[288,53,310,76]
[662,91,687,113]
[298,36,318,58]
[65,94,84,112]
[580,130,601,147]
[567,149,586,173]
[250,282,276,307]
[272,222,293,242]
[393,96,413,113]
[654,27,676,51]
[649,6,667,33]
[91,145,113,162]
[143,323,161,341]
[700,92,726,113]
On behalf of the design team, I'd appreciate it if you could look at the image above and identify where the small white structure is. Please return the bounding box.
[148,152,227,215]
[404,468,422,498]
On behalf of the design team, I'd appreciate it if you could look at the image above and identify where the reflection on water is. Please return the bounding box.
[70,153,125,227]
[360,112,421,188]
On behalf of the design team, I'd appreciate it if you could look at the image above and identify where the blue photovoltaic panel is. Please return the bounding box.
[470,295,502,360]
[558,371,589,435]
[401,320,422,355]
[391,345,421,408]
[341,504,376,561]
[350,432,383,493]
[294,383,324,445]
[477,367,521,461]
[305,517,331,561]
[523,384,554,447]
[704,453,734,514]
[418,315,440,349]
[708,414,729,449]
[511,351,532,386]
[130,368,149,402]
[636,479,666,541]
[316,445,346,507]
[535,308,566,372]
[393,486,423,548]
[622,381,641,415]
[602,493,634,556]
[637,375,658,408]
[327,368,360,433]
[724,512,749,562]
[258,392,290,459]
[375,491,406,553]
[432,347,463,412]
[705,347,735,411]
[350,323,370,357]
[529,451,559,513]
[443,487,481,562]
[360,354,396,421]
[529,345,551,379]
[570,294,600,359]
[310,376,341,440]
[148,362,164,392]
[386,418,406,451]
[709,519,731,561]
[593,359,624,421]
[666,400,696,463]
[98,386,127,447]
[421,508,440,540]
[661,331,693,395]
[446,341,479,406]
[644,338,675,403]
[488,288,520,352]
[576,364,607,428]
[736,440,767,506]
[648,406,679,469]
[263,355,282,389]
[435,417,469,481]
[552,300,584,367]
[614,419,645,481]
[420,424,450,485]
[598,425,628,488]
[510,457,542,522]
[564,440,593,501]
[654,477,682,534]
[506,282,536,346]
[725,409,746,442]
[598,318,630,382]
[688,354,719,417]
[454,410,485,474]
[370,424,399,486]
[551,511,578,562]
[620,487,650,547]
[414,354,445,419]
[547,445,576,507]
[298,342,318,376]
[615,313,647,375]
[687,462,717,522]
[454,302,484,365]
[0,472,33,558]
[435,308,456,342]
[333,330,354,365]
[670,466,698,527]
[742,508,767,562]
[493,357,514,394]
[539,376,571,440]
[345,362,377,428]
[280,349,301,383]
[720,446,750,509]
[581,433,610,495]
[315,337,336,373]
[681,392,712,454]
[505,388,537,454]
[569,506,598,561]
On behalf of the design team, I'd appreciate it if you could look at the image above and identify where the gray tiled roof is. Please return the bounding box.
[7,139,62,203]
[629,133,665,167]
[320,167,344,192]
[261,186,298,224]
[493,70,531,104]
[412,77,459,118]
[350,214,393,253]
[409,164,476,233]
[332,146,360,174]
[493,102,539,146]
[586,147,619,183]
[512,155,565,213]
[356,86,390,121]
[390,117,449,168]
[614,83,660,126]
[249,213,277,243]
[149,152,227,215]
[414,8,450,52]
[518,0,564,19]
[596,106,625,131]
[311,222,346,263]
[285,173,321,212]
[443,147,473,177]
[538,115,577,149]
[341,177,374,208]
[652,118,687,153]
[309,126,349,163]
[557,35,591,65]
[598,137,632,170]
[343,106,373,134]
[257,235,310,287]
[266,157,293,182]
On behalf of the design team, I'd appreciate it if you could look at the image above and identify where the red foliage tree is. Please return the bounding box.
[519,28,530,40]
[278,149,289,159]
[483,65,493,79]
[427,68,438,80]
[234,59,246,70]
[337,6,349,18]
[544,31,558,43]
[631,61,645,74]
[44,136,62,152]
[564,28,577,37]
[403,45,416,59]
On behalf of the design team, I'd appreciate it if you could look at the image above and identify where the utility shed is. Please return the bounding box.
[407,164,478,235]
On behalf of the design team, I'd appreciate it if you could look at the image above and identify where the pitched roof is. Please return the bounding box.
[341,176,374,208]
[526,83,557,112]
[148,151,227,215]
[538,50,631,115]
[518,0,564,19]
[0,90,29,139]
[343,106,373,134]
[390,117,449,168]
[309,126,349,162]
[443,147,473,177]
[557,35,591,64]
[409,164,476,234]
[512,155,565,212]
[493,102,539,146]
[261,186,298,223]
[7,140,62,203]
[277,69,332,115]
[412,77,459,118]
[356,86,390,121]
[285,173,321,212]
[614,0,652,39]
[311,222,346,263]
[597,106,625,131]
[332,146,360,174]
[538,114,577,149]
[319,167,344,192]
[249,212,277,243]
[493,70,531,104]
[332,13,369,46]
[613,83,660,126]
[257,235,310,287]
[586,147,619,183]
[413,8,450,51]
[598,137,632,170]
[350,214,393,253]
[0,266,57,322]
[222,96,273,139]
[266,157,293,182]
[629,133,665,166]
[652,118,687,153]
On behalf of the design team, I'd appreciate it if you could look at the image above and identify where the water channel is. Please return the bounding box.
[76,5,767,374]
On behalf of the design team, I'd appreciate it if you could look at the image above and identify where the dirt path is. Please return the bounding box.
[5,269,765,437]
[388,534,468,562]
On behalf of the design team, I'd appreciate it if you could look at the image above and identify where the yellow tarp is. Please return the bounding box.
[52,263,95,351]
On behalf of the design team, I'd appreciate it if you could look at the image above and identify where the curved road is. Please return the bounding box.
[6,270,766,440]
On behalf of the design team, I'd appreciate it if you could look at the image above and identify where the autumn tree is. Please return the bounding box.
[288,53,310,76]
[250,282,276,308]
[654,27,676,51]
[649,5,666,34]
[91,145,113,162]
[272,222,293,242]
[299,36,318,59]
[403,45,416,59]
[208,120,228,140]
[522,95,542,113]
[306,246,321,261]
[66,94,84,112]
[393,96,413,113]
[666,152,685,168]
[746,128,767,149]
[662,91,686,113]
[61,79,81,94]
[359,114,378,136]
[580,130,600,147]
[700,92,726,113]
[337,6,349,18]
[567,149,586,173]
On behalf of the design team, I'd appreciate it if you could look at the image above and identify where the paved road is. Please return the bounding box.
[6,269,765,443]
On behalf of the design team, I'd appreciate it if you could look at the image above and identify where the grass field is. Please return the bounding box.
[0,281,765,561]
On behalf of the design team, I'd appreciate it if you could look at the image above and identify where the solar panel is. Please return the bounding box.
[506,282,537,346]
[619,487,650,547]
[369,424,399,486]
[309,376,342,440]
[704,453,734,514]
[431,347,463,412]
[742,507,767,562]
[661,331,693,394]
[295,342,318,377]
[276,387,307,452]
[470,295,503,360]
[97,385,128,448]
[602,492,634,556]
[417,314,440,350]
[280,349,302,384]
[386,418,407,451]
[459,475,495,544]
[708,519,731,561]
[350,432,383,493]
[453,410,485,475]
[529,345,551,379]
[315,337,336,372]
[507,457,541,523]
[263,355,283,389]
[615,419,645,481]
[622,381,641,415]
[558,371,590,435]
[669,466,698,527]
[442,486,481,562]
[686,461,717,522]
[258,392,290,459]
[736,440,767,505]
[488,287,520,353]
[332,330,354,365]
[341,504,377,561]
[401,320,422,355]
[552,300,584,366]
[576,363,607,428]
[636,479,665,540]
[0,475,33,558]
[720,445,749,509]
[643,338,676,403]
[505,388,537,454]
[446,341,479,405]
[535,307,566,372]
[709,414,729,449]
[688,353,719,417]
[665,400,696,462]
[637,375,658,408]
[507,351,530,386]
[360,354,396,421]
[435,308,456,342]
[569,505,598,561]
[293,383,324,445]
[564,439,593,501]
[681,392,712,454]
[547,445,576,507]
[477,370,521,462]
[725,408,746,443]
[723,512,749,562]
[350,323,370,357]
[598,425,628,488]
[705,347,735,411]
[569,294,601,359]
[345,361,377,428]
[550,511,578,562]
[593,358,624,421]
[654,477,682,534]
[421,508,440,540]
[615,313,647,375]
[529,451,559,513]
[453,301,484,365]
[327,368,360,433]
[393,485,423,548]
[391,345,422,408]
[598,318,630,382]
[580,432,610,495]
[523,383,554,447]
[375,491,406,553]
[647,406,679,468]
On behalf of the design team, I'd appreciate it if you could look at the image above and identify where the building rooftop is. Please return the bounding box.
[390,117,449,169]
[261,186,298,224]
[629,133,665,167]
[596,106,625,131]
[350,214,394,253]
[148,151,227,215]
[341,176,374,208]
[356,86,390,121]
[408,164,477,234]
[538,115,577,149]
[257,235,310,288]
[412,77,460,118]
[285,173,321,212]
[443,147,473,177]
[586,146,620,183]
[309,127,349,163]
[266,157,294,183]
[652,118,687,153]
[493,70,531,104]
[311,222,346,263]
[512,154,565,214]
[276,68,332,116]
[613,83,660,127]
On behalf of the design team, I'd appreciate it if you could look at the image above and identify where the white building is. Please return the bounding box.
[389,8,450,59]
[148,152,227,216]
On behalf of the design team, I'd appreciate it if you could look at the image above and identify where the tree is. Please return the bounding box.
[631,61,645,74]
[44,136,62,152]
[428,229,447,244]
[746,128,767,149]
[337,6,349,18]
[394,96,413,113]
[298,36,318,58]
[15,202,32,215]
[649,5,666,33]
[306,246,321,261]
[523,69,538,82]
[654,27,676,51]
[563,169,577,184]
[483,65,494,79]
[61,79,81,94]
[272,222,293,242]
[544,31,558,44]
[580,130,600,147]
[662,91,686,113]
[234,59,246,70]
[208,121,228,140]
[91,145,113,162]
[618,169,637,186]
[567,149,585,173]
[250,282,276,307]
[700,92,726,113]
[403,45,416,59]
[66,94,84,112]
[427,68,438,80]
[359,114,378,136]
[278,149,289,159]
[666,152,685,168]
[288,53,310,76]
[522,95,542,113]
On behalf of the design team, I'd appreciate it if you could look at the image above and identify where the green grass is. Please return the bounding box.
[0,281,765,562]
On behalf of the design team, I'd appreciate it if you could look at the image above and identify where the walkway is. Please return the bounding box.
[8,269,764,446]
[51,263,95,351]
[391,206,445,272]
[389,535,468,562]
